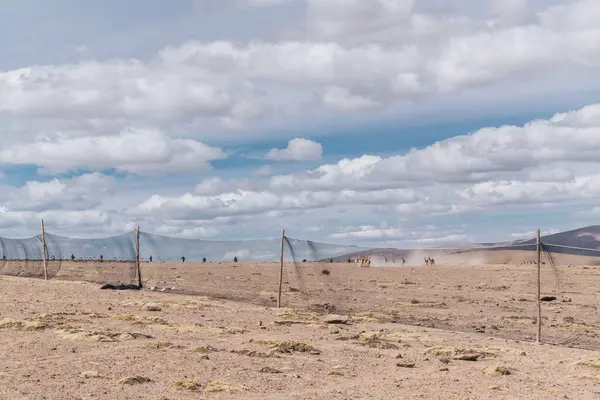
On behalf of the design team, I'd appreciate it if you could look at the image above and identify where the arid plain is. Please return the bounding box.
[2,252,600,399]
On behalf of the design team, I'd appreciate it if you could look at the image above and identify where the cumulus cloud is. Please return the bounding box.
[10,173,116,211]
[0,129,227,175]
[305,0,415,39]
[322,86,383,112]
[130,103,600,233]
[265,138,323,161]
[2,0,600,140]
[4,103,600,245]
[4,0,600,244]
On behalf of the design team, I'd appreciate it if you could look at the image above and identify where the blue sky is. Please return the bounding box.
[1,0,600,248]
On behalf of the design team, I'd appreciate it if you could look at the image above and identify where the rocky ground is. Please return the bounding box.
[1,260,600,399]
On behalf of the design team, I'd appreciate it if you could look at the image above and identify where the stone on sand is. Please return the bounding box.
[324,315,349,324]
[142,303,162,312]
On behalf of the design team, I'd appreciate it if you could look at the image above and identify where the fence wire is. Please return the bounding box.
[1,229,600,350]
[0,232,137,286]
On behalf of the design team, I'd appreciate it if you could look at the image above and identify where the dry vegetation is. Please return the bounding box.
[1,251,600,399]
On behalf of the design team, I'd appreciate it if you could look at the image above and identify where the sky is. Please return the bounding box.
[1,0,600,248]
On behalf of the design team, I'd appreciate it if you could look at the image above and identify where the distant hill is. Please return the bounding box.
[513,225,600,257]
[325,225,600,261]
[515,225,600,247]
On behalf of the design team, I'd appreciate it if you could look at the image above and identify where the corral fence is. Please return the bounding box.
[1,222,600,350]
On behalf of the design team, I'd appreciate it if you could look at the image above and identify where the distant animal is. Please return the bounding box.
[520,260,546,266]
[357,256,371,268]
[234,256,238,262]
[181,256,186,263]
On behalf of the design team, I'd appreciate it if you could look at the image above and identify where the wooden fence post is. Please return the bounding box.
[41,219,48,281]
[537,228,542,344]
[277,230,285,308]
[136,226,142,288]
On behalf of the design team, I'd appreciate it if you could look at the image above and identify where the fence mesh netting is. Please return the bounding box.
[2,228,600,349]
[0,232,137,285]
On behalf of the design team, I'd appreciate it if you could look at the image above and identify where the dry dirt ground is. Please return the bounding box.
[2,255,600,399]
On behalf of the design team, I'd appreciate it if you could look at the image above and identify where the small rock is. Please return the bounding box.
[395,353,403,359]
[482,366,511,376]
[118,376,152,385]
[520,352,527,356]
[540,296,557,302]
[80,370,100,379]
[454,354,480,362]
[324,315,349,324]
[397,362,415,368]
[439,368,449,372]
[142,303,162,312]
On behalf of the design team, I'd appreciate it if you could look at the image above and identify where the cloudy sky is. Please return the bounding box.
[1,0,600,247]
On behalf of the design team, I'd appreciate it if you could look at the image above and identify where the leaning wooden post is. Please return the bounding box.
[536,228,542,344]
[277,230,285,308]
[41,219,48,280]
[135,226,142,288]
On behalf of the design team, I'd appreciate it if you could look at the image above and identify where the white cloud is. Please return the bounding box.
[2,0,600,141]
[0,128,227,175]
[3,0,600,246]
[322,86,382,112]
[305,0,415,40]
[12,173,116,211]
[265,138,323,161]
[254,165,273,176]
[129,103,600,234]
[132,187,420,220]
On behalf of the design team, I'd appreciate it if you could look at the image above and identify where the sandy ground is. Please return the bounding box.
[1,256,600,399]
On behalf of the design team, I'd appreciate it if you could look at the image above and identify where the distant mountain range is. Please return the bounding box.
[513,225,600,248]
[327,225,600,261]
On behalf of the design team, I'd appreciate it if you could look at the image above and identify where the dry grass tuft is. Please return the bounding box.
[250,339,321,354]
[190,345,219,354]
[576,359,600,369]
[110,314,137,321]
[172,380,201,391]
